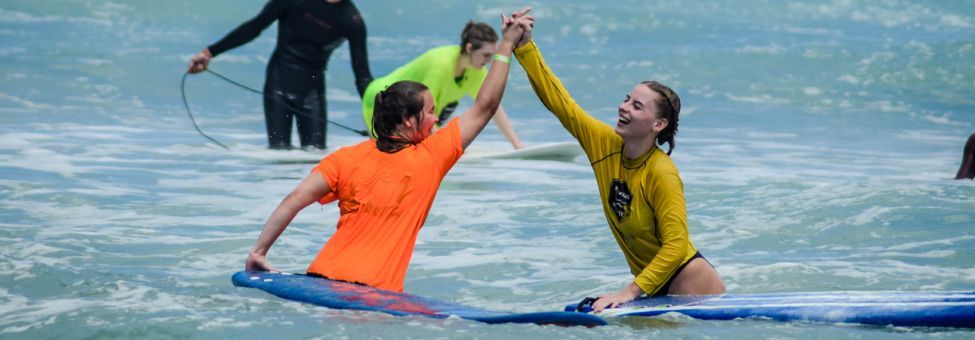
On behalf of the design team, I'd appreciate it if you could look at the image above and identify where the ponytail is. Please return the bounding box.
[372,81,429,153]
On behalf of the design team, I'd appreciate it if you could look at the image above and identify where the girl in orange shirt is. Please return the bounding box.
[242,9,534,292]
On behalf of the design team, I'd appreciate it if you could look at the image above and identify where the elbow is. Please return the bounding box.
[674,241,689,258]
[662,235,690,258]
[284,191,316,208]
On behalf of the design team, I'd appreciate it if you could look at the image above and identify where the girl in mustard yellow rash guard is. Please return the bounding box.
[509,14,724,312]
[362,21,524,149]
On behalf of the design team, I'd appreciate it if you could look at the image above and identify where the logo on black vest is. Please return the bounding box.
[608,179,632,221]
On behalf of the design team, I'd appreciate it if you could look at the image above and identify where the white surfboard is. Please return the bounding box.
[465,142,584,162]
[226,144,332,164]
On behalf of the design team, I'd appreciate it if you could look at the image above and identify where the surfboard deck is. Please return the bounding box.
[464,142,583,161]
[565,291,975,328]
[232,271,606,327]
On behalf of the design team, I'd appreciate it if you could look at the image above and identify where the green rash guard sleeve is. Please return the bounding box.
[513,41,617,159]
[515,41,698,296]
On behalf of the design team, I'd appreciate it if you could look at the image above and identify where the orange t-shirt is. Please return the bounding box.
[306,118,464,292]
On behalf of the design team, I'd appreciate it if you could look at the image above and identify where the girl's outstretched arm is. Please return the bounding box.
[246,171,332,272]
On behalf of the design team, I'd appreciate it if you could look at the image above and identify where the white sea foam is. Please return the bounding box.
[940,13,973,28]
[858,51,896,67]
[196,317,254,330]
[871,250,954,259]
[919,113,964,126]
[326,89,358,103]
[0,279,247,334]
[0,92,54,110]
[0,147,82,177]
[0,8,111,26]
[895,130,967,145]
[863,100,908,113]
[80,58,112,66]
[886,235,975,251]
[744,131,798,139]
[725,93,791,105]
[578,24,599,37]
[846,206,893,226]
[738,44,786,55]
[473,5,506,19]
[625,60,654,68]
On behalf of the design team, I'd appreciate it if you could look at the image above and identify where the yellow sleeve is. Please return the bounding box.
[514,41,616,158]
[633,163,691,295]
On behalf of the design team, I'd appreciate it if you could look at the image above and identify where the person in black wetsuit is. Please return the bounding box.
[956,133,975,180]
[188,0,372,150]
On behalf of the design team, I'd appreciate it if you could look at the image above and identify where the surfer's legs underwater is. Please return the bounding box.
[295,75,326,150]
[263,61,327,150]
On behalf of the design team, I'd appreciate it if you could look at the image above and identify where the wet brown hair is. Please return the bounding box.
[641,81,681,155]
[372,80,429,153]
[460,20,497,54]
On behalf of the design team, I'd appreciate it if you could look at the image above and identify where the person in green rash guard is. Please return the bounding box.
[362,21,524,149]
[509,11,725,312]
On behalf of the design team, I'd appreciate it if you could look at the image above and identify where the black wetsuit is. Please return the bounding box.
[208,0,372,149]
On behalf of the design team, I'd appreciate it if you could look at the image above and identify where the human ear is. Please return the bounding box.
[465,43,473,55]
[653,118,669,133]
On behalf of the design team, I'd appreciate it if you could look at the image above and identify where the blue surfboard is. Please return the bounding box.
[566,291,975,328]
[232,271,606,327]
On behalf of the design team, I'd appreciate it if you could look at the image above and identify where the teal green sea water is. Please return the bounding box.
[1,0,973,338]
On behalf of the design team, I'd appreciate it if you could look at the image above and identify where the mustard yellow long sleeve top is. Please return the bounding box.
[515,41,698,295]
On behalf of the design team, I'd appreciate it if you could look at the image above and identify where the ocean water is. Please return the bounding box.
[1,0,973,338]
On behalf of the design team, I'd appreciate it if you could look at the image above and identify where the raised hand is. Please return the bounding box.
[501,7,533,47]
[507,7,535,48]
[500,16,524,45]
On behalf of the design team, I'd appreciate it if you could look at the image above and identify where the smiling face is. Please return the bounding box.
[467,42,497,69]
[616,84,668,140]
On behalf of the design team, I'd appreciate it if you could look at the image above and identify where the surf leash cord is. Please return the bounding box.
[180,69,369,149]
[180,72,229,149]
